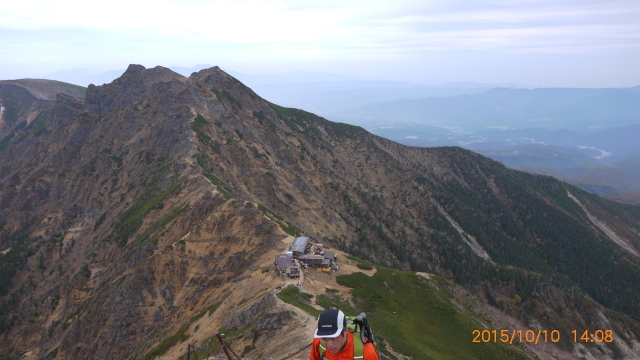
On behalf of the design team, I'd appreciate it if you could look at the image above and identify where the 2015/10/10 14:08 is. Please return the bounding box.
[471,329,614,344]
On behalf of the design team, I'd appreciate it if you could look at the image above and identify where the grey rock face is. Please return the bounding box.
[223,293,294,335]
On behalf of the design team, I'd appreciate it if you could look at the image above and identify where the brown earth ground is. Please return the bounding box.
[159,238,377,360]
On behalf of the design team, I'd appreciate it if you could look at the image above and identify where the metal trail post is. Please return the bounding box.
[215,332,234,360]
[187,343,198,360]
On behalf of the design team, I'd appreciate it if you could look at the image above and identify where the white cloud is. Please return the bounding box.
[367,126,399,131]
[0,0,358,44]
[3,0,639,50]
[578,145,612,159]
[524,138,546,144]
[433,125,468,133]
[1,0,639,86]
[458,136,489,145]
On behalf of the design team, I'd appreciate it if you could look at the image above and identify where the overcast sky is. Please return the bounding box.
[1,0,639,87]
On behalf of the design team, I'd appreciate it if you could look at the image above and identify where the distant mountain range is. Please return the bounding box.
[340,86,640,131]
[328,87,640,203]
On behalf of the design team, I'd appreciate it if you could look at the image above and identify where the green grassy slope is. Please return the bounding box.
[280,266,534,360]
[338,268,533,360]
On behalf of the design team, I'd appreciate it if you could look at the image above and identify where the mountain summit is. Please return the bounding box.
[1,65,640,359]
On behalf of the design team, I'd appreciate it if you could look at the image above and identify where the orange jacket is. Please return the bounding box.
[309,332,379,360]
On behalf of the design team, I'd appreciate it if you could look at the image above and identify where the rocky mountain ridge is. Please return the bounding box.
[1,65,640,359]
[0,79,86,102]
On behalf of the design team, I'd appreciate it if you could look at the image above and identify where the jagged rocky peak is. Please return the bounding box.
[84,64,189,115]
[186,65,242,88]
[115,64,185,85]
[188,65,222,80]
[188,65,266,113]
[188,66,243,95]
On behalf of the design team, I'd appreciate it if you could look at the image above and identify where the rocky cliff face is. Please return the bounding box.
[0,66,293,359]
[1,65,639,359]
[0,83,53,141]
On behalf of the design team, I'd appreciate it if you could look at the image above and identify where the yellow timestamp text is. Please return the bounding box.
[472,329,614,344]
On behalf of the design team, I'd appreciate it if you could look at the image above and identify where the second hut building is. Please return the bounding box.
[275,254,299,278]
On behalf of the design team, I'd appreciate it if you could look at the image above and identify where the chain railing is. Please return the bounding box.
[186,332,312,360]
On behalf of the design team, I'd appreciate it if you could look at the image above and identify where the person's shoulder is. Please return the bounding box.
[310,338,322,360]
[363,342,379,360]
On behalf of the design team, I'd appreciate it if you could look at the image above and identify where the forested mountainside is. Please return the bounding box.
[1,65,639,359]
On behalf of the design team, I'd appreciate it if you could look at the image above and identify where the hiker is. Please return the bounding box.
[310,309,379,360]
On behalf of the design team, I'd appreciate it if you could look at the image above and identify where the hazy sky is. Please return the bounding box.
[2,0,639,87]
